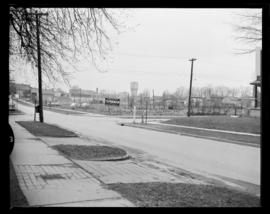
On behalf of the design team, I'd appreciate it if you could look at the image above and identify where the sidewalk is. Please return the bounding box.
[9,119,135,207]
[9,115,193,207]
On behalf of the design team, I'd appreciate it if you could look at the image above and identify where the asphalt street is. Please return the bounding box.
[12,103,260,186]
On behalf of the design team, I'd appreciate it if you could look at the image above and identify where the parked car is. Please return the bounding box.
[48,102,60,107]
[70,102,79,109]
[81,103,89,108]
[9,98,16,111]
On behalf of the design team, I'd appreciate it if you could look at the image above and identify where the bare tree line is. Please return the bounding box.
[134,85,254,110]
[9,7,126,86]
[232,9,262,54]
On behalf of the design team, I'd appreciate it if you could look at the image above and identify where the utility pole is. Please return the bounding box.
[187,58,197,117]
[127,93,129,109]
[152,89,155,110]
[145,99,148,124]
[35,11,48,122]
[80,88,82,107]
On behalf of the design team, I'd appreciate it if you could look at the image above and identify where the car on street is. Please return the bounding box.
[70,102,79,109]
[48,102,60,107]
[81,102,90,108]
[9,97,16,111]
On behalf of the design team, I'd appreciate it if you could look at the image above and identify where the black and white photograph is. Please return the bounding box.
[8,5,265,208]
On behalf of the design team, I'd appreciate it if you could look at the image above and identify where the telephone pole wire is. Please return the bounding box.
[187,58,197,117]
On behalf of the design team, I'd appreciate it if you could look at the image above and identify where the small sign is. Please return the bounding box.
[35,105,40,113]
[105,98,120,106]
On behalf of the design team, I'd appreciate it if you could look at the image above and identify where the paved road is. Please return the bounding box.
[12,103,260,185]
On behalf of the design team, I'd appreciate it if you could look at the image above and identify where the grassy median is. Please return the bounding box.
[134,123,260,146]
[52,145,128,161]
[16,121,78,138]
[163,116,260,134]
[108,182,260,207]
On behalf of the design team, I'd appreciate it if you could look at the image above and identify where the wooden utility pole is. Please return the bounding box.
[145,99,148,124]
[80,88,82,107]
[127,93,129,109]
[152,89,155,110]
[36,11,48,122]
[187,58,197,117]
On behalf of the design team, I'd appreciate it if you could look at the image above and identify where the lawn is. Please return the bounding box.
[135,123,260,146]
[162,116,260,134]
[108,182,260,207]
[52,145,128,161]
[16,121,78,138]
[43,107,85,115]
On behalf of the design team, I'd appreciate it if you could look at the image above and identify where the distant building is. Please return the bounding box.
[222,97,241,106]
[9,80,16,96]
[69,88,98,104]
[239,96,255,108]
[191,96,204,107]
[43,89,55,104]
[15,83,31,98]
[31,87,55,104]
[204,96,224,107]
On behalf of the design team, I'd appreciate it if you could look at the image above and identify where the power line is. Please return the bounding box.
[187,58,197,117]
[108,52,252,73]
[112,52,188,60]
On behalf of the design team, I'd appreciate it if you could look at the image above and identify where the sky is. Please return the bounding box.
[11,8,262,96]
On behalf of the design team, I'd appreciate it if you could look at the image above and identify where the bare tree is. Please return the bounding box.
[238,86,253,97]
[233,10,262,54]
[212,86,231,97]
[174,87,187,99]
[201,86,213,98]
[161,90,170,110]
[9,7,125,86]
[228,88,240,97]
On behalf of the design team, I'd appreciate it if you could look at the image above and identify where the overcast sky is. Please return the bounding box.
[12,8,262,96]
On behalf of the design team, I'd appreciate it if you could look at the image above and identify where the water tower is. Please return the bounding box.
[130,82,138,123]
[130,81,139,97]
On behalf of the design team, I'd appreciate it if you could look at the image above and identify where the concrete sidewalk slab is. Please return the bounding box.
[74,160,196,184]
[21,182,122,206]
[11,141,71,165]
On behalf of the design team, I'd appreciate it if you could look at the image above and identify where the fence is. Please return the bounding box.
[190,104,246,116]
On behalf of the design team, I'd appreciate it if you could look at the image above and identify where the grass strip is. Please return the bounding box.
[140,124,260,146]
[108,182,260,207]
[163,116,260,134]
[9,161,28,207]
[43,106,85,115]
[16,121,78,138]
[52,144,127,160]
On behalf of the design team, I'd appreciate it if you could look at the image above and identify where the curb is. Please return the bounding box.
[86,154,130,161]
[122,123,260,148]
